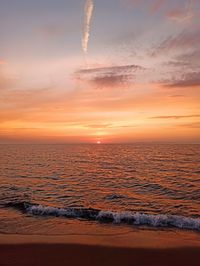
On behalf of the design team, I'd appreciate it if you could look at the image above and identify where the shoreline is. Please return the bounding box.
[1,228,200,247]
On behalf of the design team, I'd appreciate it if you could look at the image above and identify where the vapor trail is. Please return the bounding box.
[82,0,94,56]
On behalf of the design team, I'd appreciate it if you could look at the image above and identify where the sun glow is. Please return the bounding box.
[97,140,101,144]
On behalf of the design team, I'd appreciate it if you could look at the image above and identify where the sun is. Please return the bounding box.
[97,140,101,144]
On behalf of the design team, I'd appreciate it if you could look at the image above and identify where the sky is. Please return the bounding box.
[0,0,200,144]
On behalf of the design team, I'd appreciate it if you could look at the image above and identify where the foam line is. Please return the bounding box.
[7,202,200,231]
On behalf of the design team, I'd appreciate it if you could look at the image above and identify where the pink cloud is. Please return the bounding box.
[123,0,166,13]
[150,0,166,13]
[164,72,200,88]
[151,28,200,57]
[166,1,194,23]
[0,59,6,65]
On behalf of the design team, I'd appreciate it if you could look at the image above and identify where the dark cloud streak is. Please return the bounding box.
[75,64,144,88]
[164,72,200,88]
[150,114,200,120]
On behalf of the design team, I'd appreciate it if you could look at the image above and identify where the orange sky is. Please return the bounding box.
[0,0,199,143]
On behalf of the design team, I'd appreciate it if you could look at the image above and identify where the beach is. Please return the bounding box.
[1,231,200,266]
[1,243,200,266]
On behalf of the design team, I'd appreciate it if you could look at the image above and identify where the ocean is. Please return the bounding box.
[0,144,200,236]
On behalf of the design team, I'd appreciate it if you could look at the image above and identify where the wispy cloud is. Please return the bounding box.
[150,0,166,13]
[84,123,112,129]
[169,94,186,98]
[126,0,195,22]
[82,0,94,55]
[178,122,200,128]
[150,114,200,120]
[84,122,138,129]
[164,72,200,88]
[88,74,132,88]
[75,64,144,88]
[176,49,200,65]
[151,28,200,57]
[166,0,195,23]
[76,65,143,75]
[124,0,166,13]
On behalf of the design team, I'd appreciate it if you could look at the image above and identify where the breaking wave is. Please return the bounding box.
[6,202,200,231]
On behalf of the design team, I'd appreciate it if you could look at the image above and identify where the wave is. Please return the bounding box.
[6,202,200,231]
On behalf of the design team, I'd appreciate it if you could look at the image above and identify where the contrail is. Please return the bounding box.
[82,0,94,56]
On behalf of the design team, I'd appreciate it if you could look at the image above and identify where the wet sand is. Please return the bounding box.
[1,231,199,266]
[1,243,200,266]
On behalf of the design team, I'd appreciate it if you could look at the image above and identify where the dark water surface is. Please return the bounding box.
[0,144,200,235]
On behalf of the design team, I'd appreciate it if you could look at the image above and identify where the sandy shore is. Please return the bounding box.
[1,230,199,266]
[1,243,200,266]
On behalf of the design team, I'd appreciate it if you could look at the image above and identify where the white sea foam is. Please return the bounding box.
[97,211,200,230]
[25,204,200,231]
